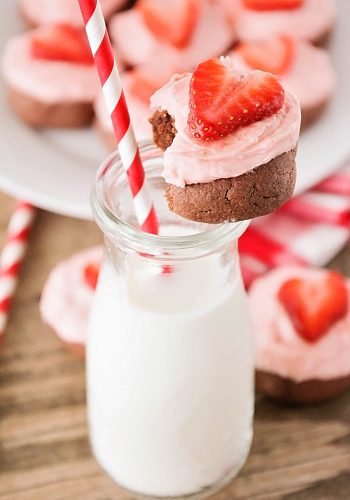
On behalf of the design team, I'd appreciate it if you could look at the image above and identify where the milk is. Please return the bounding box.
[87,227,254,499]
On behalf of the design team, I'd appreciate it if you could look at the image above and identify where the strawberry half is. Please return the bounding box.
[138,0,199,48]
[129,67,172,102]
[31,24,93,65]
[84,263,100,290]
[129,70,160,102]
[188,58,285,142]
[243,0,304,10]
[237,36,295,75]
[278,271,348,343]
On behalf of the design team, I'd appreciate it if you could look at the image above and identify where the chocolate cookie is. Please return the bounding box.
[150,110,297,223]
[314,28,333,48]
[301,99,330,130]
[256,370,350,405]
[7,86,94,128]
[150,110,177,151]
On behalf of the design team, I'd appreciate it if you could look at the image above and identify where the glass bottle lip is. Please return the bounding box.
[91,141,250,253]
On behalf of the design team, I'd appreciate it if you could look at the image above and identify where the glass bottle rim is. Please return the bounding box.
[91,141,250,253]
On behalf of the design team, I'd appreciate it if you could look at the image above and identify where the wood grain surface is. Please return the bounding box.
[0,192,349,500]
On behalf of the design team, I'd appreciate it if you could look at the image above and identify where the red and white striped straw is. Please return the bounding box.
[0,202,36,341]
[78,0,159,234]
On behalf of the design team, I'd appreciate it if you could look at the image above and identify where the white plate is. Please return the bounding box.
[0,0,349,220]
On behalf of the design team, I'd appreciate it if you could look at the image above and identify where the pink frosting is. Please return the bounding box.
[150,60,301,187]
[229,40,336,111]
[20,0,126,26]
[2,33,99,103]
[249,266,350,382]
[94,72,152,142]
[109,0,235,71]
[217,0,241,22]
[235,0,336,43]
[40,247,103,345]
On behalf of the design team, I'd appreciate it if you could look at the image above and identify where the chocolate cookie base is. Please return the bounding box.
[7,86,94,128]
[256,370,350,405]
[313,28,333,48]
[150,110,297,223]
[150,109,177,151]
[166,149,296,223]
[301,99,330,131]
[19,7,37,29]
[65,341,85,359]
[123,0,137,10]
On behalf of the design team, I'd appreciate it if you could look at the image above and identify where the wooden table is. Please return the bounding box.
[0,192,349,500]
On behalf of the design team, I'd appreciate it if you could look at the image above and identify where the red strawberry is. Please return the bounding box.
[188,58,285,142]
[31,24,93,65]
[129,71,159,102]
[243,0,303,10]
[129,68,172,102]
[138,0,199,48]
[278,271,348,343]
[237,36,295,75]
[84,263,100,290]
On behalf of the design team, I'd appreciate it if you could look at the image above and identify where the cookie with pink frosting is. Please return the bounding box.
[19,0,130,28]
[234,0,336,46]
[249,266,350,404]
[149,57,301,224]
[109,0,235,72]
[229,36,336,128]
[2,25,99,128]
[40,246,102,358]
[94,67,171,149]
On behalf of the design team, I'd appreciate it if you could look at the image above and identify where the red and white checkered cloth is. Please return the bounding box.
[239,163,350,288]
[315,163,350,196]
[281,192,350,226]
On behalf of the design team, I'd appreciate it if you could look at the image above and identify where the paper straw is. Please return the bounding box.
[78,0,159,234]
[0,202,36,342]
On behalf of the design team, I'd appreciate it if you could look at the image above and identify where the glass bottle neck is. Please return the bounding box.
[91,142,249,259]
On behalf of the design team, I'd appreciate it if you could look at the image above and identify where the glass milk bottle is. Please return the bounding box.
[88,143,254,500]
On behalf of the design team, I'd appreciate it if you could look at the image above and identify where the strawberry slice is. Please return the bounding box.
[237,36,295,75]
[138,0,199,48]
[129,70,160,102]
[188,58,285,142]
[84,263,100,290]
[31,24,93,65]
[278,271,348,343]
[243,0,303,10]
[129,67,172,102]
